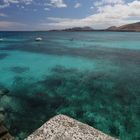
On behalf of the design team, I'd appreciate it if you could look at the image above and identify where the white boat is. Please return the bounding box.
[35,37,42,41]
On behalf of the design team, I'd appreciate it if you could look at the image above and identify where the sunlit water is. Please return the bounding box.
[0,31,140,140]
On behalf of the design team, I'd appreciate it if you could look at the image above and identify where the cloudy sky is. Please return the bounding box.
[0,0,140,30]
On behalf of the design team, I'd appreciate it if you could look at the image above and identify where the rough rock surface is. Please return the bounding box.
[0,125,14,140]
[26,115,118,140]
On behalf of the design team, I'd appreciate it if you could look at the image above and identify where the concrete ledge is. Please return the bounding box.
[26,114,118,140]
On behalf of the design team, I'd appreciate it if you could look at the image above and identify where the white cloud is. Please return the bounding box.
[0,13,7,17]
[22,0,33,5]
[74,2,81,8]
[0,1,9,8]
[0,0,33,8]
[21,6,25,8]
[49,0,67,8]
[45,0,140,29]
[0,21,26,30]
[44,7,50,11]
[94,0,124,6]
[90,6,94,9]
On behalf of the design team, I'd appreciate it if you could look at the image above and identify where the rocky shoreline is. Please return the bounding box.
[0,88,14,139]
[0,88,10,123]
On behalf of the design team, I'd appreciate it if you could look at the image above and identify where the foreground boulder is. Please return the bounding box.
[26,115,118,140]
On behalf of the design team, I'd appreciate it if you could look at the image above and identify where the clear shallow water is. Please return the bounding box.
[0,31,140,140]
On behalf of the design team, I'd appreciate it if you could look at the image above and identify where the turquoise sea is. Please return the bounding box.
[0,31,140,139]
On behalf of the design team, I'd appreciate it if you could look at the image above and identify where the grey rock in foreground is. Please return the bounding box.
[26,115,118,140]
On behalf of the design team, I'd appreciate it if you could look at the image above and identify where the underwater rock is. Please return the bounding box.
[0,96,12,108]
[0,88,10,97]
[2,88,10,94]
[0,95,20,113]
[0,114,5,123]
[18,132,27,140]
[0,107,5,114]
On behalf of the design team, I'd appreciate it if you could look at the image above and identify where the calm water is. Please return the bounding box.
[0,31,140,139]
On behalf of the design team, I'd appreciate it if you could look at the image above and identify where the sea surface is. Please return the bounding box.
[0,31,140,140]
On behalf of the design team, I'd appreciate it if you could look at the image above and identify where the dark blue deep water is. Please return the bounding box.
[0,31,140,139]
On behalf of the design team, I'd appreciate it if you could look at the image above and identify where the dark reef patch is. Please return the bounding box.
[0,53,9,60]
[51,65,78,74]
[10,66,30,74]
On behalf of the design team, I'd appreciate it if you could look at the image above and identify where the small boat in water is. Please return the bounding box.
[35,37,42,41]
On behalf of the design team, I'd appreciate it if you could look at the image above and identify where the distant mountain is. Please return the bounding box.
[107,22,140,32]
[49,22,140,32]
[107,26,118,30]
[62,26,94,31]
